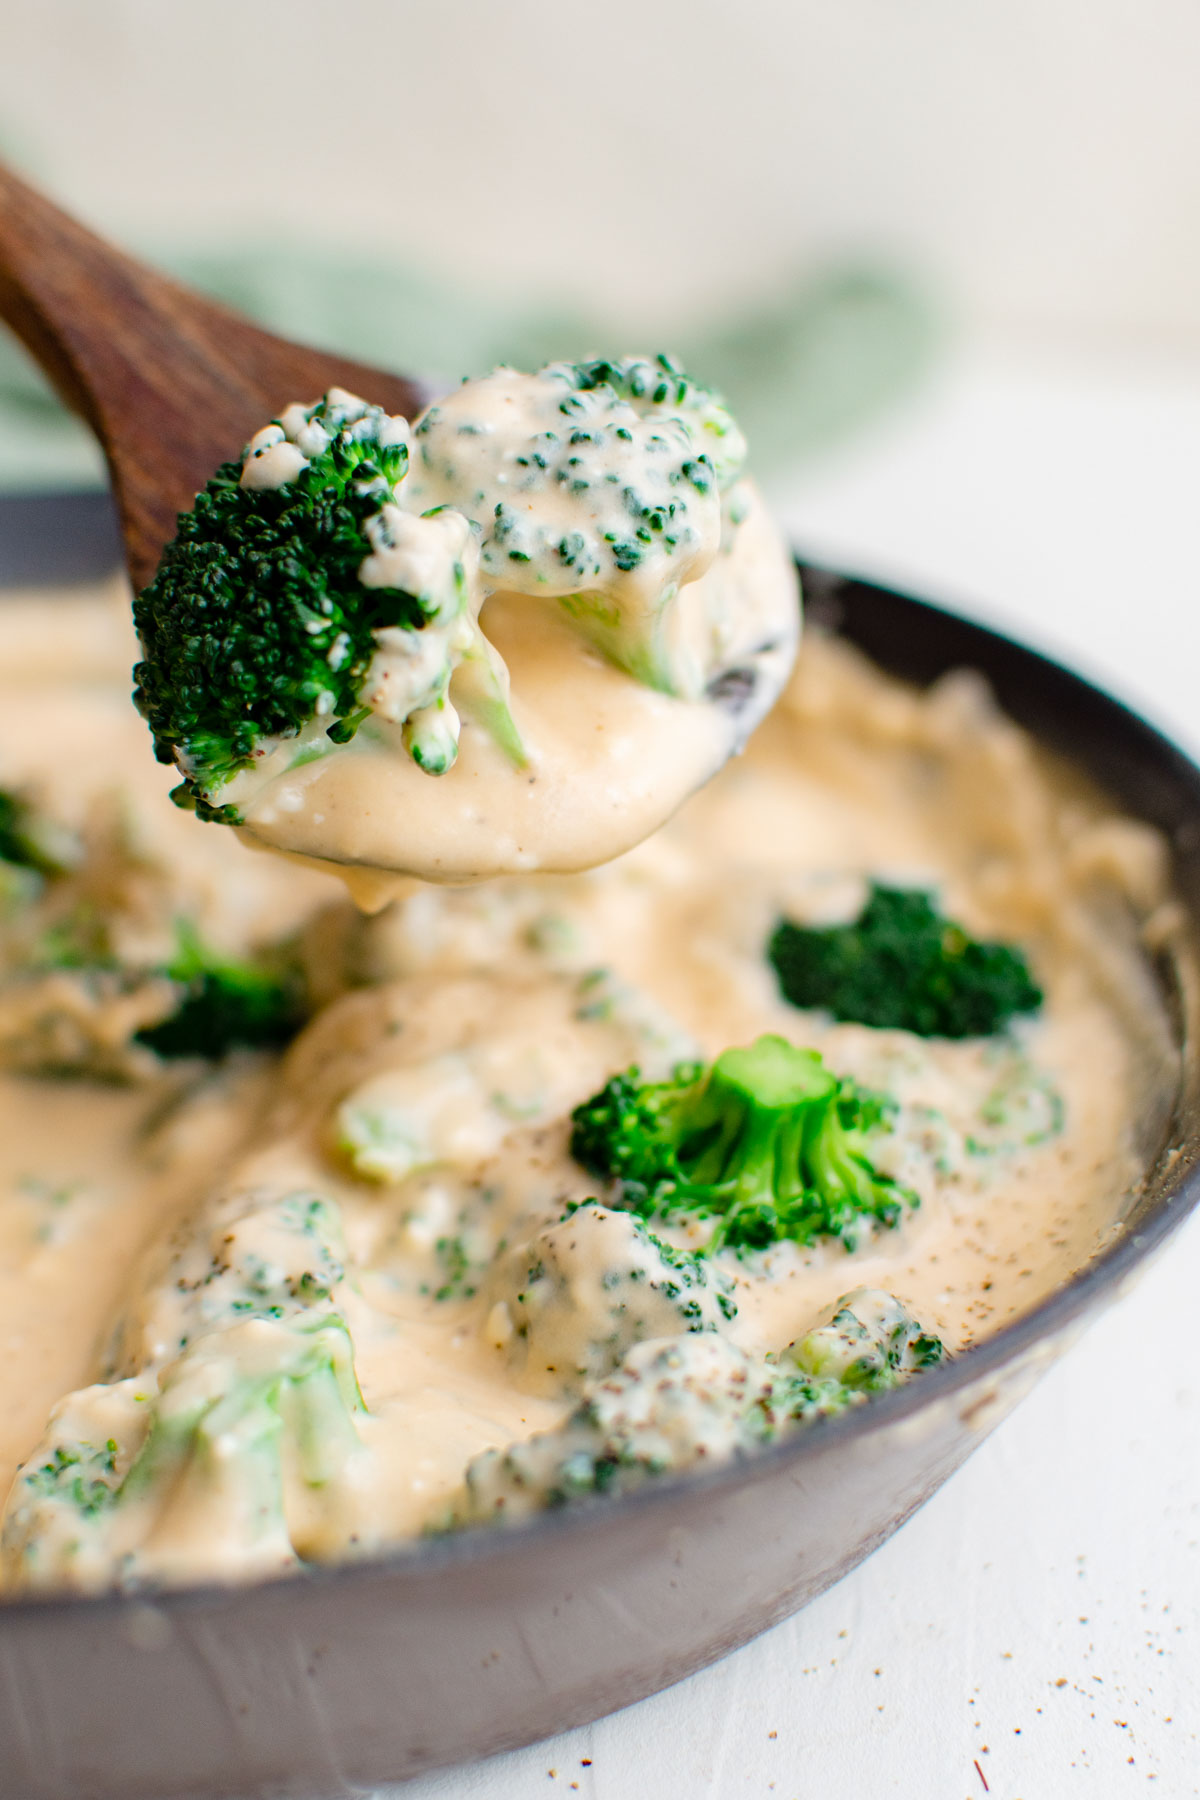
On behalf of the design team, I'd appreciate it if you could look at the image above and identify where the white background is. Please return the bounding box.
[1,0,1199,348]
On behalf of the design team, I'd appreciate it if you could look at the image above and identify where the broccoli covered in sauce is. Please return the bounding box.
[486,1201,737,1396]
[454,1287,945,1526]
[133,920,304,1061]
[1,1316,365,1591]
[0,785,311,1076]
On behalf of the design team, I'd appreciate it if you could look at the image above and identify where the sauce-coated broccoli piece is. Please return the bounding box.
[486,1201,737,1396]
[134,920,304,1060]
[570,1033,912,1252]
[406,355,744,694]
[454,1288,945,1526]
[769,883,1042,1038]
[107,1189,354,1377]
[133,360,787,848]
[6,1189,367,1590]
[1,1317,365,1591]
[783,1287,945,1394]
[0,792,179,1075]
[0,786,311,1075]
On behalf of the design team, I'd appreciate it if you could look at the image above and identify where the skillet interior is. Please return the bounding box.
[0,497,1197,1800]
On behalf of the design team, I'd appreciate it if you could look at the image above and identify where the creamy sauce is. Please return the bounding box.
[239,503,794,895]
[0,586,1177,1592]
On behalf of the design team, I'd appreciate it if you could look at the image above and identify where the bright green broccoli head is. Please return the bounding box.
[768,883,1042,1038]
[569,1033,912,1253]
[132,389,501,823]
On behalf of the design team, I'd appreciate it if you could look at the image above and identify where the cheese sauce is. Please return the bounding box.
[236,481,799,902]
[0,581,1177,1591]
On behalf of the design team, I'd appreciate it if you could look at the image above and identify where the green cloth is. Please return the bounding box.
[0,243,939,492]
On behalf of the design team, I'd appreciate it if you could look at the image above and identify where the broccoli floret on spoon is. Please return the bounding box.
[133,388,517,823]
[132,359,795,866]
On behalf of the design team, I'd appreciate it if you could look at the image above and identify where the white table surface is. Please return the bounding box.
[376,337,1200,1800]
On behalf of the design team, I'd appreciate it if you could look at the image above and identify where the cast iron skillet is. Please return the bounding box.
[0,496,1197,1800]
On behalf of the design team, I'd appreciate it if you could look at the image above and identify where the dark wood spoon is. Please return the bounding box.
[0,160,429,593]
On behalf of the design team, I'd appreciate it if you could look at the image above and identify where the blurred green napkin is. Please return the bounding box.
[0,244,938,492]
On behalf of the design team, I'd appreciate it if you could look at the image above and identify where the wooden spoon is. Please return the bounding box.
[0,160,429,593]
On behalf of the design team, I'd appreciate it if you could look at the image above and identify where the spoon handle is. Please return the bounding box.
[0,160,422,589]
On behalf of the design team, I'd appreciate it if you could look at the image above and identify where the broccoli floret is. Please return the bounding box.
[133,920,304,1060]
[1,1317,365,1590]
[457,1334,776,1523]
[107,1190,353,1375]
[0,812,309,1075]
[406,356,742,695]
[768,884,1042,1038]
[0,792,306,1066]
[4,1186,370,1590]
[453,1288,945,1527]
[486,1201,737,1395]
[570,1033,912,1252]
[0,792,177,1078]
[133,360,788,851]
[122,1315,364,1519]
[782,1286,946,1397]
[133,390,515,823]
